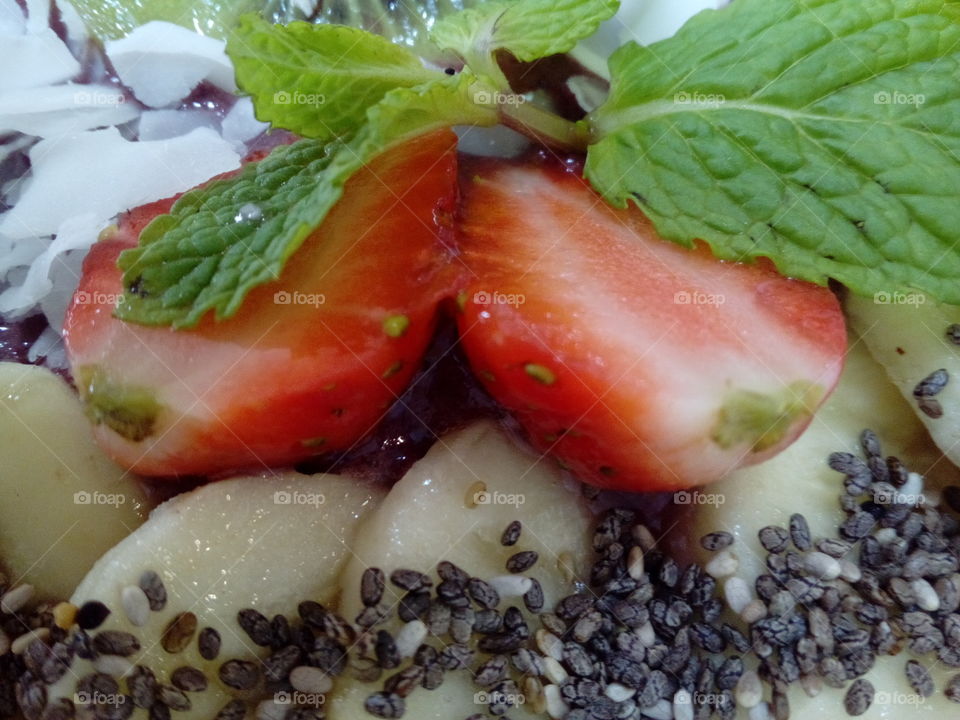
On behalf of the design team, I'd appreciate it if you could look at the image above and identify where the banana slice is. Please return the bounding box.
[328,421,594,719]
[46,472,385,720]
[668,341,960,717]
[0,362,150,599]
[846,292,960,469]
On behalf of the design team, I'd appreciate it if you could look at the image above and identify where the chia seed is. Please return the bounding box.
[505,551,538,574]
[218,660,260,691]
[361,568,385,607]
[138,571,167,611]
[914,369,949,397]
[844,678,874,716]
[700,532,734,552]
[501,521,522,547]
[198,627,221,661]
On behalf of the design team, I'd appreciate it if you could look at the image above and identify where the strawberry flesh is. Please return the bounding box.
[455,153,847,491]
[64,131,460,477]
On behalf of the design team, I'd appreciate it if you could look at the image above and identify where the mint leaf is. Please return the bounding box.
[586,0,960,303]
[228,15,438,141]
[430,0,619,65]
[116,74,496,328]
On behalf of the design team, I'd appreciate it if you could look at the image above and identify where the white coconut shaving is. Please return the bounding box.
[105,21,237,108]
[0,84,137,137]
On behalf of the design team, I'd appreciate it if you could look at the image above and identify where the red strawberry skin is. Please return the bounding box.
[64,131,460,477]
[455,154,847,491]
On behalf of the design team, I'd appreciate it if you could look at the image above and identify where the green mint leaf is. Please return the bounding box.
[585,0,960,303]
[116,74,496,329]
[430,0,619,65]
[228,15,439,141]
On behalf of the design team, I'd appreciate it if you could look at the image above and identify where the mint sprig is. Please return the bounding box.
[228,16,438,141]
[116,0,960,328]
[585,0,960,303]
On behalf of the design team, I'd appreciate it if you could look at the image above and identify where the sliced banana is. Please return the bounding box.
[0,362,150,599]
[668,341,960,717]
[329,421,593,719]
[46,472,386,720]
[846,292,960,469]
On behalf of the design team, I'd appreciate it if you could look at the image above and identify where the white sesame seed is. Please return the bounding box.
[902,472,924,501]
[605,683,635,702]
[627,546,644,580]
[1,584,34,614]
[93,654,134,677]
[748,702,773,720]
[544,683,569,719]
[120,585,150,627]
[705,549,739,578]
[735,670,763,708]
[289,666,333,694]
[673,689,694,720]
[804,551,842,581]
[800,673,822,698]
[487,575,532,598]
[911,578,941,612]
[632,524,656,551]
[535,630,564,661]
[636,622,657,647]
[874,528,898,544]
[394,620,427,659]
[10,627,49,655]
[723,576,752,614]
[839,559,862,583]
[255,699,287,720]
[542,656,568,685]
[740,599,767,624]
[643,699,674,720]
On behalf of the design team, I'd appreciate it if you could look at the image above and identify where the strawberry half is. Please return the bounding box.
[455,153,847,491]
[64,130,459,477]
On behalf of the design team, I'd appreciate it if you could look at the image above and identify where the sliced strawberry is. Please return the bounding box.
[64,130,460,477]
[455,153,847,491]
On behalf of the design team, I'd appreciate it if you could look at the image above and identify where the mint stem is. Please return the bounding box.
[499,101,589,152]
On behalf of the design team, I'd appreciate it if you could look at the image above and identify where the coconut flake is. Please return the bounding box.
[0,212,101,315]
[106,21,237,108]
[0,84,137,138]
[0,0,25,35]
[221,97,269,153]
[0,27,80,92]
[0,126,240,239]
[138,108,220,141]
